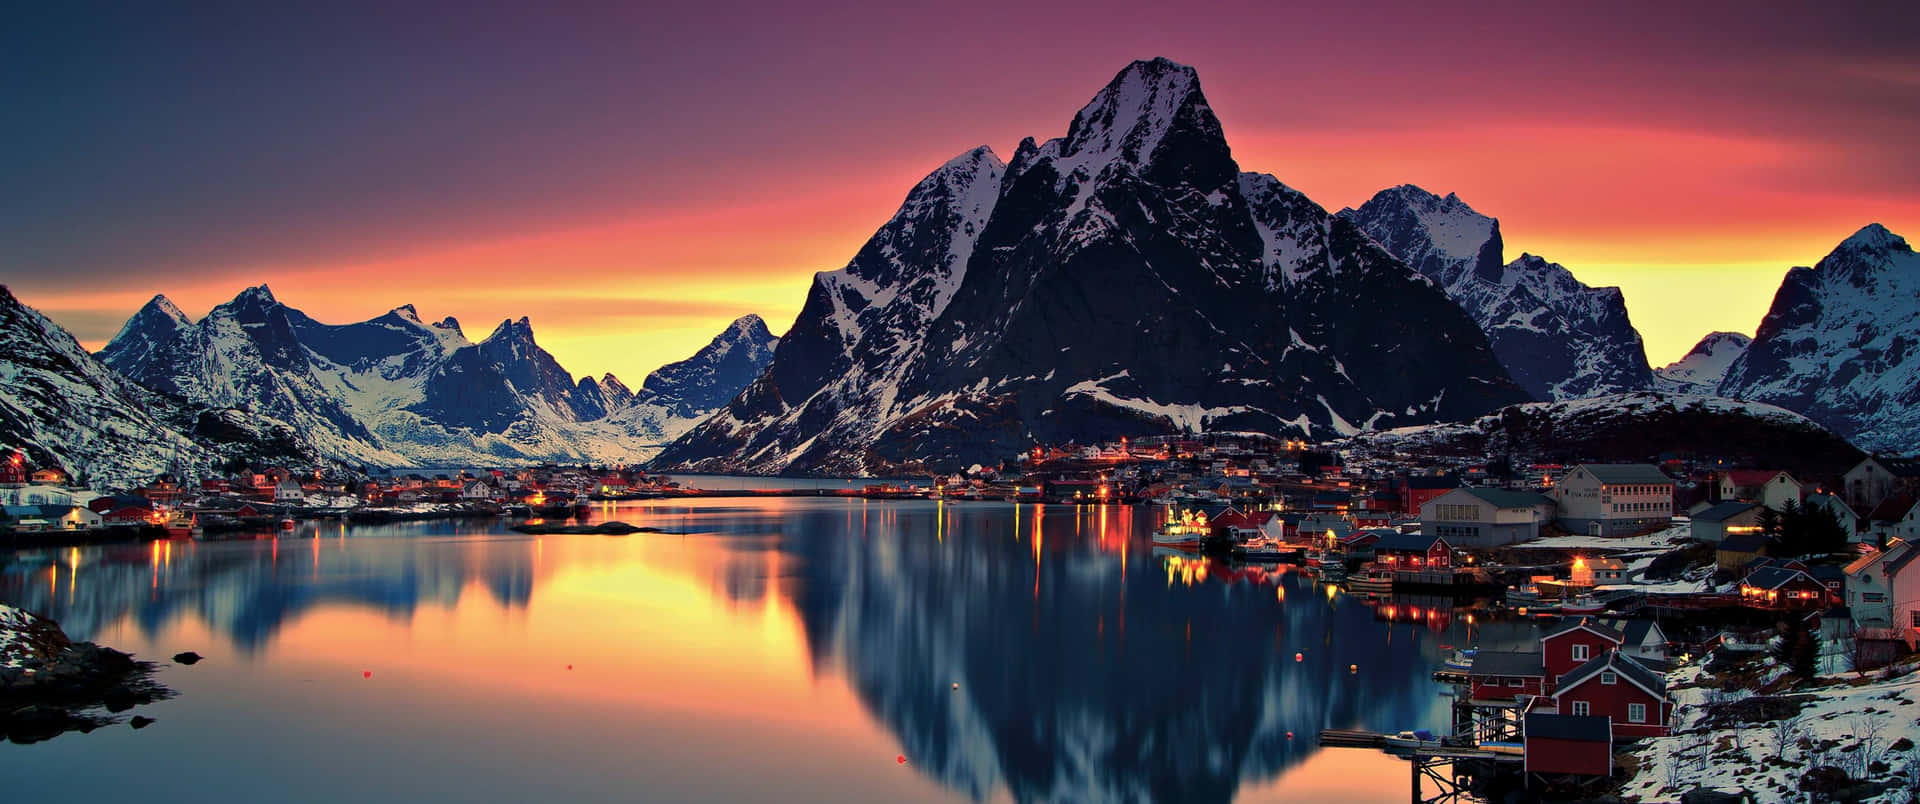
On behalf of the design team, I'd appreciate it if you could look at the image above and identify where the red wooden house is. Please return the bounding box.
[1541,619,1625,681]
[1466,650,1547,703]
[1371,532,1452,570]
[1523,712,1613,776]
[1546,650,1672,738]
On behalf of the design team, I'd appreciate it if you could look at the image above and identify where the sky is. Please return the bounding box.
[3,1,1916,383]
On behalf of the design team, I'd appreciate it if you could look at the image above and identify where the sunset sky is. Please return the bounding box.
[4,1,1916,383]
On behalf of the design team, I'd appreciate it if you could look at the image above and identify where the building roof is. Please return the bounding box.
[1723,469,1788,487]
[1867,494,1919,523]
[1460,487,1554,509]
[1718,531,1770,554]
[1525,713,1613,743]
[1373,531,1446,553]
[1543,618,1625,644]
[1555,651,1667,699]
[1605,619,1664,647]
[1468,650,1545,678]
[1742,565,1819,590]
[1578,464,1673,485]
[1693,501,1759,523]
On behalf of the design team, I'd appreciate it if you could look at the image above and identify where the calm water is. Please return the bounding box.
[0,499,1490,802]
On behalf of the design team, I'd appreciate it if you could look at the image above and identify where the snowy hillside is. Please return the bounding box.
[1345,392,1861,479]
[0,286,207,487]
[1342,186,1655,400]
[1654,331,1750,394]
[653,58,1525,475]
[1719,224,1920,454]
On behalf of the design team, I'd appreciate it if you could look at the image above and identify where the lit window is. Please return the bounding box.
[1628,703,1646,723]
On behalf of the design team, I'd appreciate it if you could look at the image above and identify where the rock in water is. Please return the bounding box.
[129,716,155,730]
[172,651,203,665]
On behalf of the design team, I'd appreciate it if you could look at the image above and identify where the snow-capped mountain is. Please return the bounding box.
[1653,331,1750,394]
[1342,185,1655,400]
[102,288,778,466]
[653,58,1526,475]
[633,314,779,419]
[0,287,208,487]
[94,294,191,379]
[1719,224,1920,454]
[596,315,781,447]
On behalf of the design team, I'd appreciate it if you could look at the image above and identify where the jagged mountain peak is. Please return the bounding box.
[97,292,197,377]
[654,59,1527,475]
[1719,225,1920,452]
[234,284,276,304]
[1655,331,1751,394]
[1687,331,1752,356]
[484,316,536,344]
[433,316,462,335]
[1836,222,1909,255]
[389,303,420,322]
[141,294,190,325]
[1346,185,1653,400]
[1016,57,1223,190]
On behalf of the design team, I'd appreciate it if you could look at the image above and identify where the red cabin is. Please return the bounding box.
[1547,650,1672,738]
[1523,712,1614,776]
[1371,532,1452,570]
[1466,650,1547,703]
[1541,619,1625,682]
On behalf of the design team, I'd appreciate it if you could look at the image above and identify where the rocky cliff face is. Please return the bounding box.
[1342,185,1655,400]
[653,59,1525,475]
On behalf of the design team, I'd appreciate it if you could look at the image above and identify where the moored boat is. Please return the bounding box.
[1151,507,1210,551]
[1346,567,1394,594]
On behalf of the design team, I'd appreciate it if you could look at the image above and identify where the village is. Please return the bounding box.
[3,435,1919,801]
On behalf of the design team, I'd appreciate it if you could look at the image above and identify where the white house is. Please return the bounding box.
[461,481,496,501]
[1847,539,1918,646]
[1599,618,1671,666]
[1550,464,1675,537]
[1420,487,1557,548]
[1718,470,1804,510]
[274,478,307,503]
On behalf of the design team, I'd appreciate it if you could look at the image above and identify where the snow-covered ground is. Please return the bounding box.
[1621,655,1920,802]
[1511,524,1692,552]
[1,604,41,668]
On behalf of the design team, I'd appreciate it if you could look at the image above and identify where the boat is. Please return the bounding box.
[1151,507,1210,551]
[1560,594,1605,615]
[1505,583,1543,607]
[278,517,296,531]
[503,503,531,517]
[1383,730,1444,751]
[1345,566,1394,594]
[1442,648,1477,671]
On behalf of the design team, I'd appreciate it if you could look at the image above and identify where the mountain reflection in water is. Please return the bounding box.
[0,499,1476,803]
